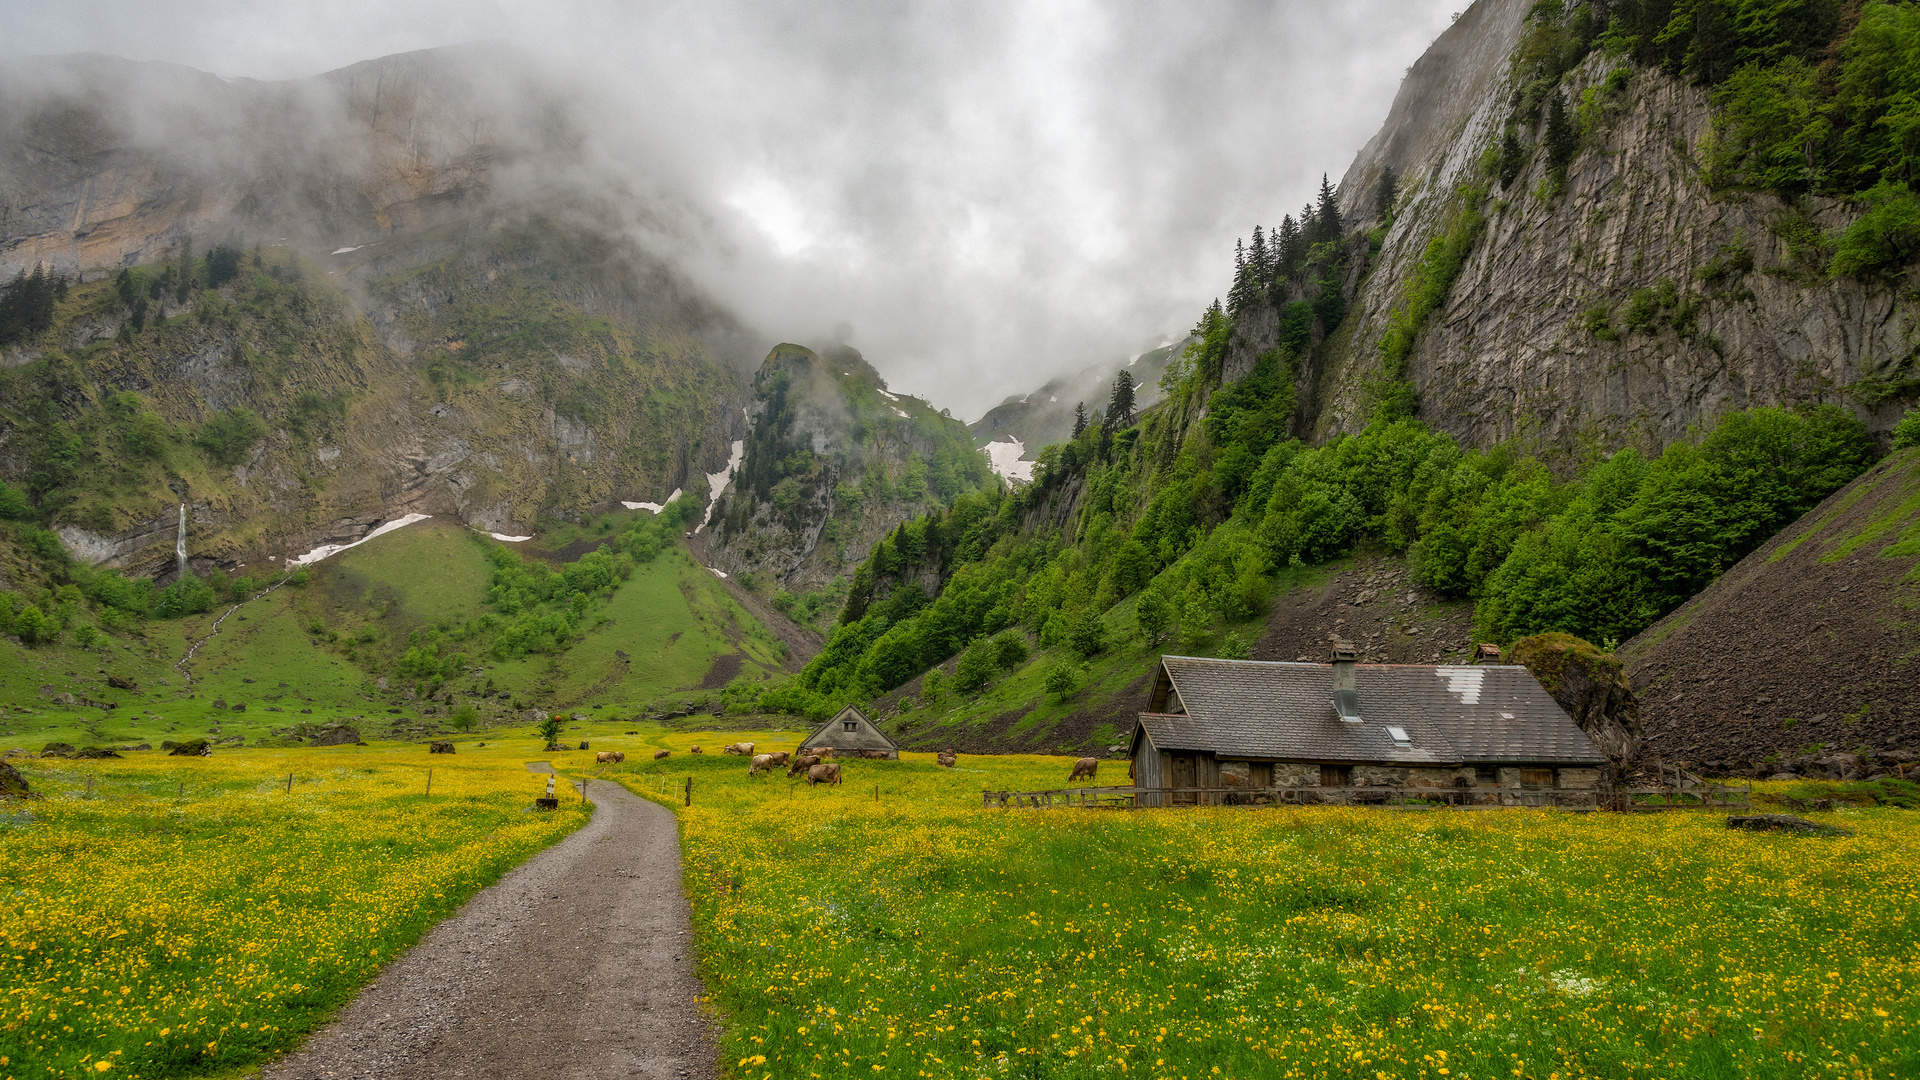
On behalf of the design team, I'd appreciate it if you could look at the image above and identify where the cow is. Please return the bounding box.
[766,751,791,766]
[653,749,671,760]
[690,745,703,754]
[859,749,890,760]
[721,742,755,756]
[748,753,776,777]
[596,751,617,764]
[813,746,836,759]
[937,749,956,769]
[787,754,822,777]
[806,762,842,787]
[1068,757,1099,782]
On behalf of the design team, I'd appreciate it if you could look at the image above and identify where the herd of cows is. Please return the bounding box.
[591,742,1107,788]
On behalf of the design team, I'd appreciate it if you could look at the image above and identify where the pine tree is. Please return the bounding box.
[1374,165,1398,220]
[1228,237,1250,317]
[1685,0,1737,86]
[1545,91,1577,181]
[1105,370,1136,430]
[1314,174,1343,243]
[1498,127,1527,190]
[1275,215,1301,281]
[1249,225,1270,286]
[1071,401,1088,439]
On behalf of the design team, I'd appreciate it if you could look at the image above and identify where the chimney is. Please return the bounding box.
[1331,642,1361,723]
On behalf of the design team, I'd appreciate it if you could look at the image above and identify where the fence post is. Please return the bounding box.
[286,773,293,794]
[685,776,692,807]
[426,768,432,797]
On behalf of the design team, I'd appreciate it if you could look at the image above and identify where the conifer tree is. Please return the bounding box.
[1071,401,1088,439]
[1545,91,1577,181]
[1228,237,1250,317]
[1498,128,1527,190]
[1275,215,1301,281]
[1374,165,1398,219]
[1105,370,1136,430]
[1314,173,1343,243]
[1249,225,1270,285]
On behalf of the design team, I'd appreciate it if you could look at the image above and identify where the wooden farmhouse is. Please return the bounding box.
[800,705,901,760]
[1128,646,1607,806]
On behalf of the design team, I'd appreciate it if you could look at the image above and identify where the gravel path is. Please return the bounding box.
[261,780,718,1080]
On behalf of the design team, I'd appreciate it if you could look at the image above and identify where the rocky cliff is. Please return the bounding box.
[707,344,994,594]
[1226,0,1917,454]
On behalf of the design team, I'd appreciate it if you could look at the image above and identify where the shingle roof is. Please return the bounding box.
[1134,656,1605,767]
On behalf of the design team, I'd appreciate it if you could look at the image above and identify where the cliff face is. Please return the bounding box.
[708,344,995,593]
[0,49,752,574]
[1236,0,1917,453]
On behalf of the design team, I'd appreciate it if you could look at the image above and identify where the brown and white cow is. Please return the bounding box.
[689,745,703,754]
[653,749,671,760]
[748,753,776,777]
[806,762,842,787]
[937,749,956,769]
[721,742,755,756]
[1068,757,1098,782]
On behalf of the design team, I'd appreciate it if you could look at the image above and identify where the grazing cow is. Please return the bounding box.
[1068,757,1098,782]
[937,749,956,769]
[767,751,791,766]
[787,754,821,777]
[611,751,626,763]
[813,746,836,759]
[721,742,755,756]
[859,749,890,760]
[806,762,842,787]
[690,745,703,754]
[596,751,617,764]
[748,753,775,777]
[653,749,671,760]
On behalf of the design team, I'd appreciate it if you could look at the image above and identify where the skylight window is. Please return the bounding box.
[1386,725,1412,748]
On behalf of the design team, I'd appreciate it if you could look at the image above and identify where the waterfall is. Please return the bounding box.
[176,504,187,579]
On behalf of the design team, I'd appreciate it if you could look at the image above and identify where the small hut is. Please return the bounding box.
[799,705,900,760]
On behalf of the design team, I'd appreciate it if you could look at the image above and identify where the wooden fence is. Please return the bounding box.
[983,783,1751,812]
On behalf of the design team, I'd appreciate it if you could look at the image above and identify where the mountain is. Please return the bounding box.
[725,0,1920,772]
[0,48,751,572]
[968,341,1183,478]
[705,343,995,600]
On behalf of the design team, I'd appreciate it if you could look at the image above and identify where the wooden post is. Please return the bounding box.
[86,776,94,798]
[286,773,292,794]
[425,768,432,797]
[685,776,691,806]
[875,784,879,802]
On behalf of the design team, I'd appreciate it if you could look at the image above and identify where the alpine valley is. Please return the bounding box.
[3,0,1918,789]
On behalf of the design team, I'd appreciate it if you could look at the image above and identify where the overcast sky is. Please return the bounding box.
[1,0,1461,418]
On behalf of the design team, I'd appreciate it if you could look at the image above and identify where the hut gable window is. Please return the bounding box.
[843,720,858,732]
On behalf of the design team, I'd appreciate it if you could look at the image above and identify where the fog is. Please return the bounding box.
[1,0,1460,418]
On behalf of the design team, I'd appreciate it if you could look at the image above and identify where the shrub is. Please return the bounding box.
[1895,408,1920,450]
[153,575,217,619]
[1830,181,1920,278]
[195,408,267,466]
[450,703,479,732]
[920,669,947,707]
[1218,630,1253,660]
[989,630,1030,672]
[1135,586,1173,644]
[1068,611,1106,658]
[1043,662,1080,700]
[72,625,101,650]
[537,715,564,747]
[953,640,999,692]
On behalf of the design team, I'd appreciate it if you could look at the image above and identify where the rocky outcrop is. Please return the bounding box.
[1508,632,1642,777]
[709,343,994,591]
[1224,0,1916,452]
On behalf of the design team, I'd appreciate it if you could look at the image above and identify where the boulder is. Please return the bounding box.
[1767,772,1800,781]
[41,742,75,756]
[0,761,28,797]
[1728,814,1853,836]
[429,741,455,754]
[74,747,121,759]
[1817,753,1867,781]
[1508,633,1642,780]
[50,693,74,706]
[106,676,137,690]
[168,739,211,757]
[310,725,363,747]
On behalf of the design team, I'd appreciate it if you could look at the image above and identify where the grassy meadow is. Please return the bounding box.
[0,744,590,1080]
[603,743,1920,1080]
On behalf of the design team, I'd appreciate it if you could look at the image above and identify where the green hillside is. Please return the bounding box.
[0,508,787,753]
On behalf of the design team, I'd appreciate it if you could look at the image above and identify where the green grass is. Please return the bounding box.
[607,753,1920,1080]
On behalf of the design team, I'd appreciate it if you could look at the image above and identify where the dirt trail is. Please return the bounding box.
[260,780,718,1080]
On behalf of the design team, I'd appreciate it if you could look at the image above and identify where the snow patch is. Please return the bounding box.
[876,389,899,401]
[696,440,746,533]
[329,245,362,255]
[981,438,1033,482]
[288,514,430,566]
[621,488,683,513]
[489,533,533,543]
[892,407,910,418]
[706,566,729,579]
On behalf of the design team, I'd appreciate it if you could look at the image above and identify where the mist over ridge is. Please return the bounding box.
[0,0,1461,418]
